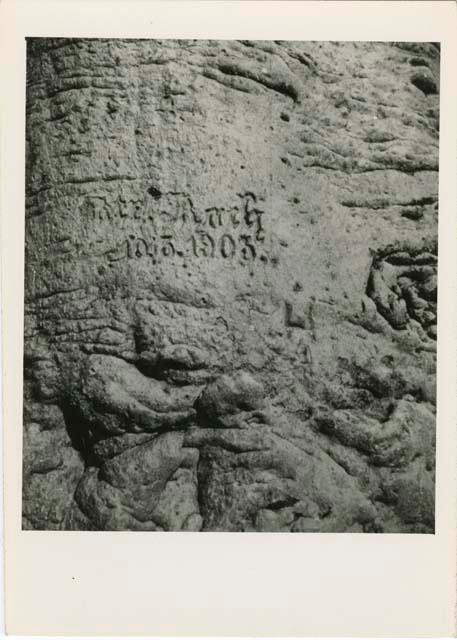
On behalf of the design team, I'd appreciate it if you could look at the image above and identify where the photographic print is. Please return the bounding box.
[23,38,439,532]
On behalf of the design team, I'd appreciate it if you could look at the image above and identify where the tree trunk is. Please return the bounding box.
[23,38,439,532]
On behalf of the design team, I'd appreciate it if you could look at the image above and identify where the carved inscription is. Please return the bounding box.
[82,191,270,265]
[124,230,260,263]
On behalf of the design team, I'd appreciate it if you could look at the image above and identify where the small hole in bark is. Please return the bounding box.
[148,186,162,199]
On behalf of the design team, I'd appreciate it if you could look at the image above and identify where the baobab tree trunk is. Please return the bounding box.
[23,38,439,532]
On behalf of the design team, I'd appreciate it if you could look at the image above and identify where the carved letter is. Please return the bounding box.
[135,238,149,258]
[220,233,236,259]
[160,235,176,258]
[239,234,256,262]
[229,206,241,229]
[191,232,215,258]
[206,207,225,229]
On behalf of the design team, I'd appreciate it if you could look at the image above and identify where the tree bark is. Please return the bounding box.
[23,38,439,532]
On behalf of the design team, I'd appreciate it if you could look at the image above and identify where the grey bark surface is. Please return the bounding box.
[23,39,439,532]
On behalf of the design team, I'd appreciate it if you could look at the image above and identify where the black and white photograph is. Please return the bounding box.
[22,37,440,533]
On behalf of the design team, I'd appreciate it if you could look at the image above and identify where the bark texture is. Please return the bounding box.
[23,39,439,532]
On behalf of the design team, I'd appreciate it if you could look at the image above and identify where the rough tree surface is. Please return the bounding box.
[23,39,439,532]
